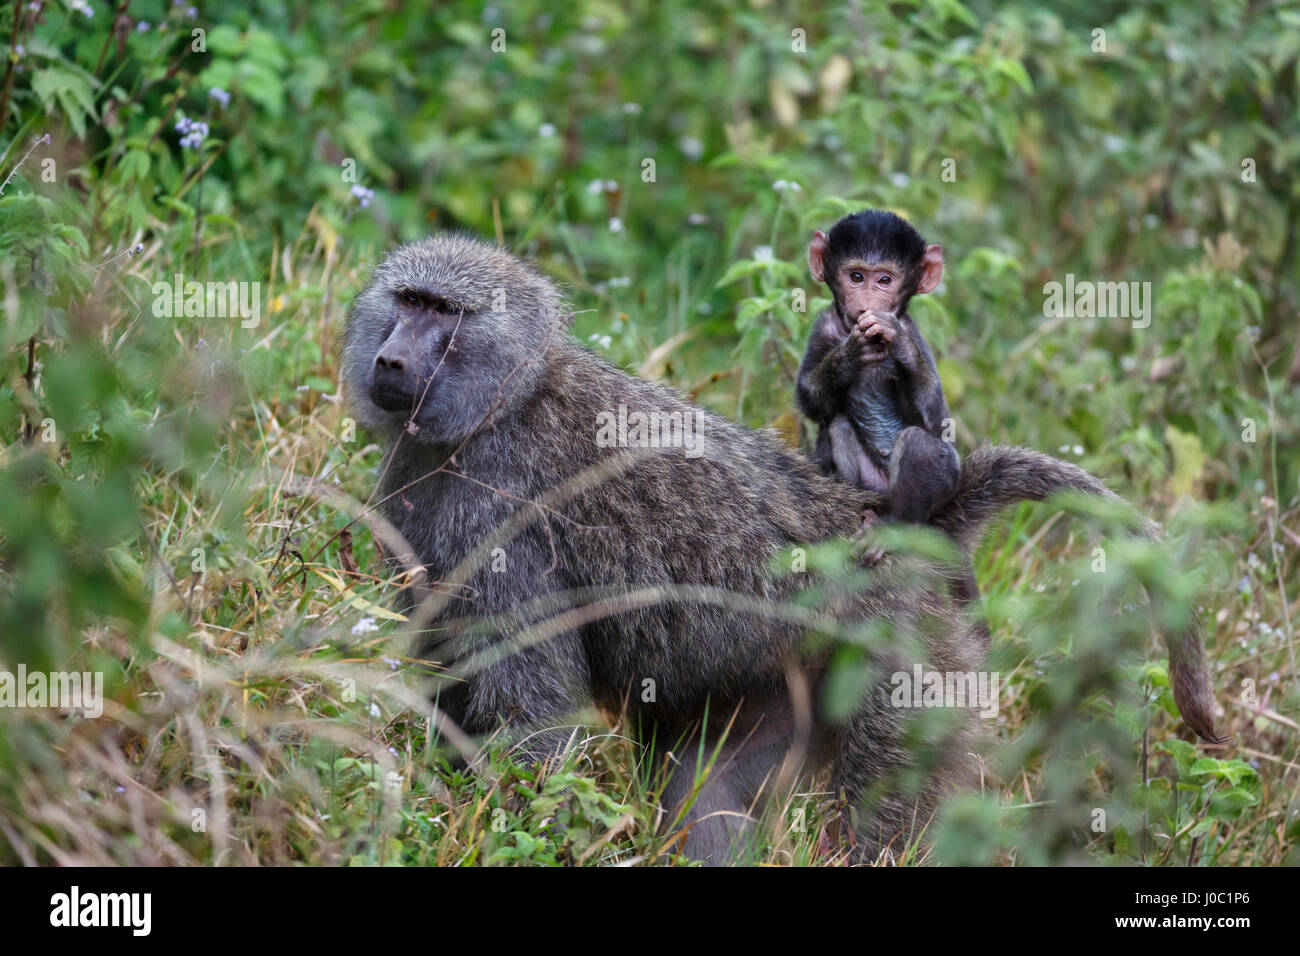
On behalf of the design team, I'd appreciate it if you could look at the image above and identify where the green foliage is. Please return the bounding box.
[486,769,630,865]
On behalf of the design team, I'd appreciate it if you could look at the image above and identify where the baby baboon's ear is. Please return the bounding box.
[916,244,943,295]
[808,230,830,283]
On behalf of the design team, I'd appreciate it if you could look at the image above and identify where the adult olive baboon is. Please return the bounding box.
[341,235,1220,864]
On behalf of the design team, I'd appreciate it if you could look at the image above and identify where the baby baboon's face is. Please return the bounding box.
[342,235,562,444]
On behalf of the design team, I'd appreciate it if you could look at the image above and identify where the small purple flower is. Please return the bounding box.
[186,5,197,17]
[137,21,150,33]
[350,184,374,208]
[70,0,93,18]
[208,87,230,108]
[175,114,209,150]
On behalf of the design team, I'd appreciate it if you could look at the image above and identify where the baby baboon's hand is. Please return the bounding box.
[848,310,897,363]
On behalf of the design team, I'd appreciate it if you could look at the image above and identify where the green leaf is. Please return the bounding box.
[994,58,1033,95]
[30,66,98,139]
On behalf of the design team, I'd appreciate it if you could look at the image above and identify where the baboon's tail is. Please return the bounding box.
[932,445,1224,744]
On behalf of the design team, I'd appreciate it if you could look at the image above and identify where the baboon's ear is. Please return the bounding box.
[808,230,829,282]
[916,244,943,295]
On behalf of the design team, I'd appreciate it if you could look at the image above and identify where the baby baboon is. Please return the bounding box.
[798,210,980,604]
[342,235,1221,864]
[798,209,957,526]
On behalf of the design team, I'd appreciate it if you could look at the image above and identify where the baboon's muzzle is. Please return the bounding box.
[370,346,417,412]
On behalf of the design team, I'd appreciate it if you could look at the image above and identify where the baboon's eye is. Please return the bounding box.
[849,271,864,284]
[877,274,892,286]
[399,290,425,309]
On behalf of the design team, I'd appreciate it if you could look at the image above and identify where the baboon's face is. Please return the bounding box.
[807,212,942,330]
[366,287,466,414]
[342,236,562,444]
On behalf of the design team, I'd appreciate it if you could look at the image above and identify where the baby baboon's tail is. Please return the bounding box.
[932,445,1223,744]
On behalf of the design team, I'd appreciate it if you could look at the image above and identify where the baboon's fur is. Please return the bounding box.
[342,235,1220,864]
